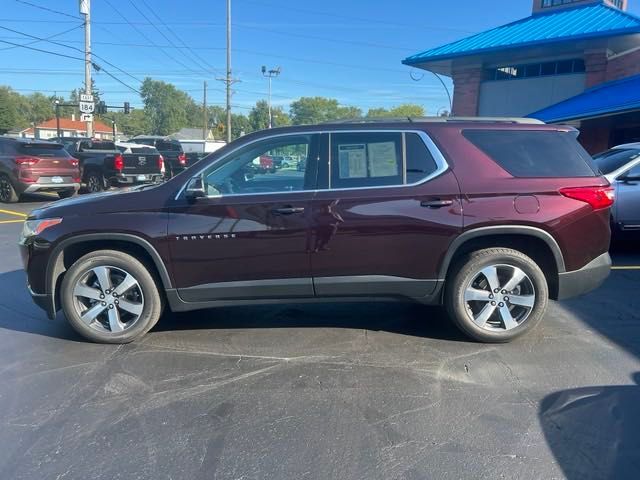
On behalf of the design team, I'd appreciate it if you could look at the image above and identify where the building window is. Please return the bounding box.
[541,0,624,8]
[485,58,585,81]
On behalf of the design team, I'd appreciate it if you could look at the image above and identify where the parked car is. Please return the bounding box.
[20,118,613,344]
[127,136,187,178]
[65,139,164,193]
[593,143,640,233]
[0,137,79,203]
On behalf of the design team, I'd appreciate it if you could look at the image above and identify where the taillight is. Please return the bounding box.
[158,155,165,173]
[15,156,40,166]
[114,153,124,172]
[177,153,187,166]
[70,158,79,168]
[559,186,615,210]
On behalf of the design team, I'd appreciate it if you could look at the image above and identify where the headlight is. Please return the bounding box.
[21,218,63,238]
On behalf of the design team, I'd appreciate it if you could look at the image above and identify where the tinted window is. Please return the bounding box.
[203,135,314,196]
[624,163,640,179]
[405,133,438,183]
[17,143,70,158]
[130,138,156,147]
[593,149,640,174]
[463,130,597,178]
[81,141,116,151]
[330,132,403,189]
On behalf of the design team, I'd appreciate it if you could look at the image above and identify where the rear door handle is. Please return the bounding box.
[272,206,305,215]
[420,199,454,208]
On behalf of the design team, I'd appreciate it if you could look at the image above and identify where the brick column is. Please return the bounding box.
[578,118,612,154]
[584,49,609,88]
[606,49,640,82]
[451,64,483,116]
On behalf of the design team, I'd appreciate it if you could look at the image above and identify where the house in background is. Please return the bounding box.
[28,115,114,140]
[403,0,640,153]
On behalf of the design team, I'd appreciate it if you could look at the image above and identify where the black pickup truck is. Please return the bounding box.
[63,139,165,193]
[127,136,189,178]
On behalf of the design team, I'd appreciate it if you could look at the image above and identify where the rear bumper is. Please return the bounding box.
[110,174,164,185]
[557,252,611,300]
[23,182,79,194]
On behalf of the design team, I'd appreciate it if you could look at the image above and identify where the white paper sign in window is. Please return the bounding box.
[367,142,398,177]
[338,144,367,179]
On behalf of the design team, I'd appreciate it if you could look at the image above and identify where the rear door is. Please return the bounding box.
[616,162,640,228]
[310,130,462,298]
[168,133,319,302]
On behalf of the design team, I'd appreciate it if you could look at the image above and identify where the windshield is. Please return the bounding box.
[593,148,640,174]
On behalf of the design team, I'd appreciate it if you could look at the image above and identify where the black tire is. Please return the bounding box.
[60,250,164,343]
[57,189,76,199]
[0,175,19,203]
[84,170,104,193]
[445,248,548,343]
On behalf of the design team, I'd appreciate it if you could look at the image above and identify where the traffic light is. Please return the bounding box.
[124,102,130,114]
[96,101,107,114]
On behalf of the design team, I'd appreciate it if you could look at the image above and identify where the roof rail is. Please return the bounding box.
[324,116,545,125]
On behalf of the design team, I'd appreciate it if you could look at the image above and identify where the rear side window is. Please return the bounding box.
[593,149,640,175]
[329,132,439,189]
[17,143,70,158]
[463,130,597,177]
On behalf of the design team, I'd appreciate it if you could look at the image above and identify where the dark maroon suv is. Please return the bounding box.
[19,119,613,343]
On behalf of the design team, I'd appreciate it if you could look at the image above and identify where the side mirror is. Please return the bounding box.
[620,174,640,183]
[185,176,206,200]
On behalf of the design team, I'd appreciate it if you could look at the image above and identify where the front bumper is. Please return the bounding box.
[557,252,611,300]
[23,182,80,194]
[27,284,56,320]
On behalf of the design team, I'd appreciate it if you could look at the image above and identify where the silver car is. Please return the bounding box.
[593,143,640,232]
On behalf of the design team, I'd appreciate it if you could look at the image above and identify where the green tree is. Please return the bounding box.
[231,113,252,140]
[248,100,290,131]
[24,92,55,125]
[366,103,425,118]
[107,109,148,137]
[289,96,361,125]
[140,78,194,135]
[0,87,19,134]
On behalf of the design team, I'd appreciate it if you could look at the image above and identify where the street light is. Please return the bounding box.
[261,65,281,128]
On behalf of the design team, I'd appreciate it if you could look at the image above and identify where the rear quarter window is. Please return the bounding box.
[463,130,597,177]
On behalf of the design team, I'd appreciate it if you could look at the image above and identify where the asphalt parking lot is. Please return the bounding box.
[1,196,639,480]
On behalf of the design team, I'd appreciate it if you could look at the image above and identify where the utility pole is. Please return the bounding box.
[225,0,232,143]
[81,0,93,137]
[203,80,208,140]
[261,66,281,128]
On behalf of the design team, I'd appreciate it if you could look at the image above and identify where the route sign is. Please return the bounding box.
[80,113,93,122]
[79,101,95,114]
[80,93,94,102]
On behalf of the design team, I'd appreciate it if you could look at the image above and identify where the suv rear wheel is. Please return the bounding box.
[0,175,19,203]
[445,248,548,343]
[60,250,163,343]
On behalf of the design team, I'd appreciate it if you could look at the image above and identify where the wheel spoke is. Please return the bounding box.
[480,266,500,292]
[80,303,106,324]
[93,266,112,292]
[473,303,497,328]
[464,288,491,302]
[108,308,124,332]
[499,305,519,330]
[117,299,143,316]
[114,274,138,296]
[73,283,102,301]
[508,294,535,308]
[502,267,526,292]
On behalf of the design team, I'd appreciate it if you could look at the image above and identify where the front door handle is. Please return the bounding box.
[421,199,454,208]
[272,206,305,215]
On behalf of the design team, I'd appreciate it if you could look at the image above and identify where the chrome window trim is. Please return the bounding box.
[174,129,450,200]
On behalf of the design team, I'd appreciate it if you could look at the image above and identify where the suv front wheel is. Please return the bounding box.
[60,250,163,343]
[445,248,548,343]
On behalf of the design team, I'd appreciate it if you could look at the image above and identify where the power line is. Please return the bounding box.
[14,0,79,20]
[0,24,82,51]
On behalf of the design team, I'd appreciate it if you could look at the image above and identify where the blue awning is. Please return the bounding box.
[528,73,640,123]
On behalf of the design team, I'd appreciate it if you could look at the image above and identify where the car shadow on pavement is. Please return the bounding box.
[0,268,467,343]
[540,240,640,480]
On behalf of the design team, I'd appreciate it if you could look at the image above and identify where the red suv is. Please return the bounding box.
[19,119,613,344]
[0,138,80,202]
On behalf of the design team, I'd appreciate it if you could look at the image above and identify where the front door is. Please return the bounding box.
[169,133,319,302]
[310,130,462,298]
[616,162,640,229]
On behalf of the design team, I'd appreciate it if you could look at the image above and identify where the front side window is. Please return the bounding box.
[329,132,438,189]
[202,134,315,196]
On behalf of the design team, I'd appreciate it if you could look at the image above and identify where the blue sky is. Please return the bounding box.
[1,0,639,116]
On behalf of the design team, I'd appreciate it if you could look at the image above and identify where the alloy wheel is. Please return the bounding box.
[0,178,12,202]
[72,265,144,334]
[463,264,536,331]
[87,175,102,193]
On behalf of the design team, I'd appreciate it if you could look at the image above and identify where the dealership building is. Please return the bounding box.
[403,0,640,153]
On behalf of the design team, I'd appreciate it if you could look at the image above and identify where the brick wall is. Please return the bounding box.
[578,118,612,154]
[451,65,483,116]
[606,49,640,82]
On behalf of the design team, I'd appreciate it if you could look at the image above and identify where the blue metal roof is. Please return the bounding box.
[529,73,640,122]
[403,4,640,65]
